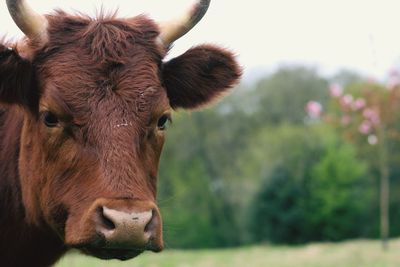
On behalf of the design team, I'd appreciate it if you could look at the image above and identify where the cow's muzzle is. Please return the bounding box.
[66,198,163,260]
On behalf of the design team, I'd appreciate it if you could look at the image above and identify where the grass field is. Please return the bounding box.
[55,239,400,267]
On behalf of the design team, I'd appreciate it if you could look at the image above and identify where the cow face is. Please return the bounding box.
[0,1,240,261]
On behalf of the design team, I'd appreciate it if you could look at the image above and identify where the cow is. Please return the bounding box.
[0,0,241,266]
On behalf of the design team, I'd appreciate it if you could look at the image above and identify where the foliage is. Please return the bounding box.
[249,67,329,125]
[249,164,306,243]
[307,140,369,241]
[159,111,242,248]
[248,126,369,243]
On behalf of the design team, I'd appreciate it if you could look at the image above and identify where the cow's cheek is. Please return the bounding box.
[21,126,80,228]
[18,121,50,225]
[39,145,96,225]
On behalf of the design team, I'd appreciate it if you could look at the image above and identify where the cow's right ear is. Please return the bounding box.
[0,43,38,111]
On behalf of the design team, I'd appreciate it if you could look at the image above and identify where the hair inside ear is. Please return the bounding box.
[0,47,15,61]
[0,43,39,112]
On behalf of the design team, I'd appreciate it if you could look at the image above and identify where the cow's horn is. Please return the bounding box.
[159,0,210,46]
[6,0,48,41]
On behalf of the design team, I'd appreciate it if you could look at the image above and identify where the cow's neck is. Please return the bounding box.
[0,107,67,267]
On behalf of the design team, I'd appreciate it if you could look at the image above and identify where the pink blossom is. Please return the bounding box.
[305,101,323,119]
[387,76,400,90]
[341,115,351,126]
[359,121,371,134]
[340,94,353,107]
[329,84,343,98]
[388,69,400,89]
[389,69,400,77]
[352,98,366,110]
[367,76,378,84]
[363,108,380,125]
[368,134,378,145]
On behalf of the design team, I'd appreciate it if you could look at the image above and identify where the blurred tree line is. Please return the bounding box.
[157,66,400,248]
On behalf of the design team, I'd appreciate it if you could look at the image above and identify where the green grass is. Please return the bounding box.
[55,239,400,267]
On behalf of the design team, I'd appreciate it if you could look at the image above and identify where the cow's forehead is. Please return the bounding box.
[36,12,170,122]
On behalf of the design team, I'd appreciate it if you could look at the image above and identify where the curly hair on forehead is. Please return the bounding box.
[36,11,164,65]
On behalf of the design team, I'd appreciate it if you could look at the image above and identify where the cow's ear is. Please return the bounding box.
[162,45,242,109]
[0,43,38,111]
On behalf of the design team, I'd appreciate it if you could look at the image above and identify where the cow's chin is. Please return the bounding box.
[67,234,145,261]
[80,247,143,261]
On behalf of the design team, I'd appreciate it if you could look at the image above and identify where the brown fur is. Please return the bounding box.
[0,10,241,267]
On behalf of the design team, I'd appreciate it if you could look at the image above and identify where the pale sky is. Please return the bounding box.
[1,0,400,81]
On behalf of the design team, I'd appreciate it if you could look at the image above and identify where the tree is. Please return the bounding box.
[307,140,368,241]
[250,165,306,243]
[250,67,329,125]
[324,75,400,249]
[248,125,369,244]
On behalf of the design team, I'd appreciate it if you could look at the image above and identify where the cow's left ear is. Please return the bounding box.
[162,45,242,109]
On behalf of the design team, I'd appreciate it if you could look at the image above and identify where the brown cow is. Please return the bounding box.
[0,0,241,266]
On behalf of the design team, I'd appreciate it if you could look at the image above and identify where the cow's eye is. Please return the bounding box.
[43,112,59,127]
[157,114,171,131]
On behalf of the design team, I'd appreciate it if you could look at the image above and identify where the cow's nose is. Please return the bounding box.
[95,201,163,252]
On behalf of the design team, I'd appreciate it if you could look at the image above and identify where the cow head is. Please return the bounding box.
[0,0,241,260]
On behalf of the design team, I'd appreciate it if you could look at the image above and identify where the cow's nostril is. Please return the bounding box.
[98,207,116,231]
[144,209,157,234]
